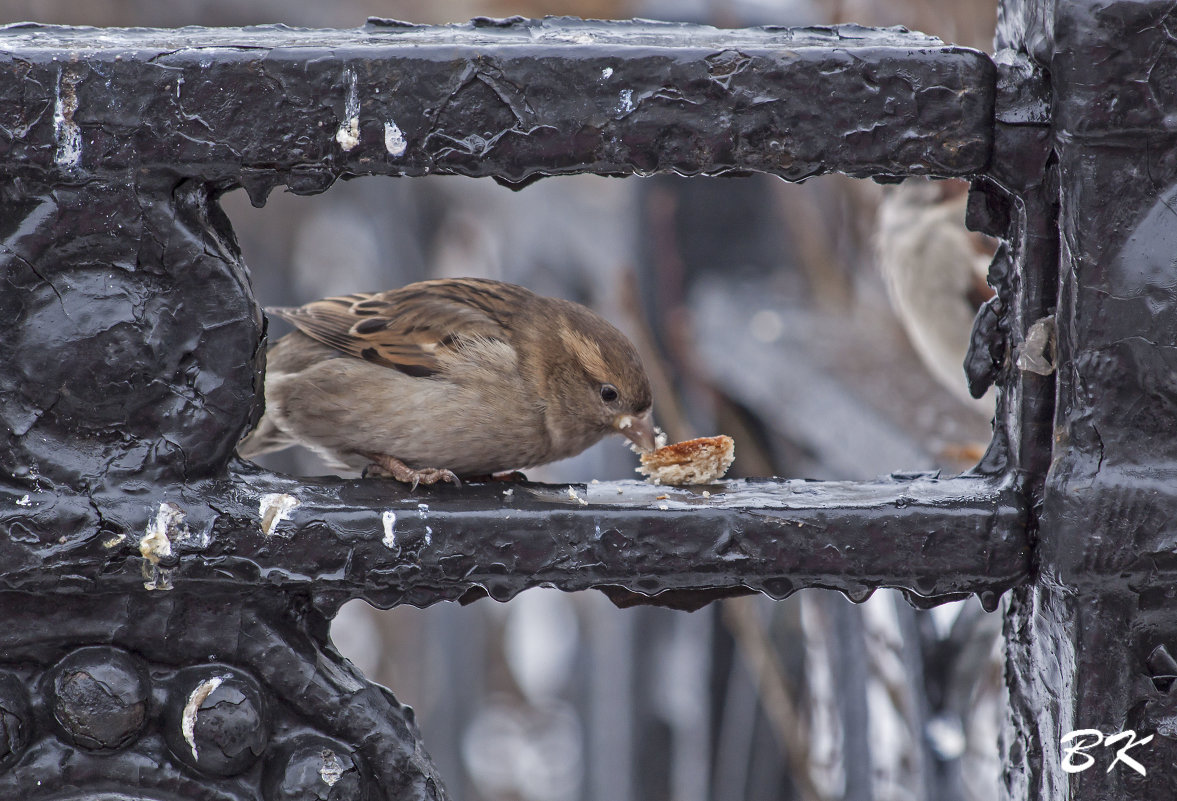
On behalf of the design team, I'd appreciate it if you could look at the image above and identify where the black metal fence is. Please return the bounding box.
[0,0,1171,798]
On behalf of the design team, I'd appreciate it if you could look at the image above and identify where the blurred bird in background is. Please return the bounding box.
[874,178,997,419]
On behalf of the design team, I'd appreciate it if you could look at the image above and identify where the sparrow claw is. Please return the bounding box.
[361,453,461,489]
[414,468,461,488]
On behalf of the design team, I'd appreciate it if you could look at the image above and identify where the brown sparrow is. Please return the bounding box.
[239,278,656,486]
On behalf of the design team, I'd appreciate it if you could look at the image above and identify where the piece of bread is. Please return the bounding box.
[638,435,734,485]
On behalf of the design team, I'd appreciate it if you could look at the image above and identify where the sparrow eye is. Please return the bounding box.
[600,383,619,403]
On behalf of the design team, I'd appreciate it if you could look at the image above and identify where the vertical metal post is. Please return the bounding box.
[1000,0,1177,797]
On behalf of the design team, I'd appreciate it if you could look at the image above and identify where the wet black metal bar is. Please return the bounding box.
[0,18,993,192]
[0,469,1028,610]
[0,19,1019,607]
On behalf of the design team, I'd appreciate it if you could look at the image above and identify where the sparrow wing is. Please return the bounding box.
[267,278,532,378]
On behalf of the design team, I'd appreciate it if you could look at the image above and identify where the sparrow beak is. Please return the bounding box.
[615,409,657,453]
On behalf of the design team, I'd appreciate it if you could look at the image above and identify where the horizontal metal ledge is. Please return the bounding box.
[0,18,994,192]
[0,464,1030,610]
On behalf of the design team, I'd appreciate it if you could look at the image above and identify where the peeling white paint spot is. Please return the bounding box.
[417,503,429,517]
[381,510,397,548]
[15,494,31,507]
[502,488,514,498]
[617,89,634,114]
[384,120,407,157]
[658,503,669,511]
[336,69,361,151]
[141,502,182,564]
[259,493,300,537]
[601,67,614,80]
[141,502,186,591]
[182,674,231,763]
[103,532,126,549]
[567,487,589,507]
[337,118,360,150]
[424,525,433,546]
[319,749,345,786]
[53,71,82,168]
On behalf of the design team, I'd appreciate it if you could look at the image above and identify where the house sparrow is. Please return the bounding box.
[239,278,656,486]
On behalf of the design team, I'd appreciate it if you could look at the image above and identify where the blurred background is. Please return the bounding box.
[7,1,1004,799]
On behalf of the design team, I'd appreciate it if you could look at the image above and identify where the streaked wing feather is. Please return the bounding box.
[266,279,528,377]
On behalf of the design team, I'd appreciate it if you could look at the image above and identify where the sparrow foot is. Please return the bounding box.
[361,453,462,490]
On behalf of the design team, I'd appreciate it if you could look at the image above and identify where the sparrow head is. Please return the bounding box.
[543,303,656,453]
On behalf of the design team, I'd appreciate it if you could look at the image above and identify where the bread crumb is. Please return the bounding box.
[638,436,734,486]
[655,494,668,500]
[702,490,711,498]
[658,503,669,510]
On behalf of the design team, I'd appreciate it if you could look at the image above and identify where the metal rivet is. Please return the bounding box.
[265,737,367,801]
[165,667,268,776]
[46,647,148,750]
